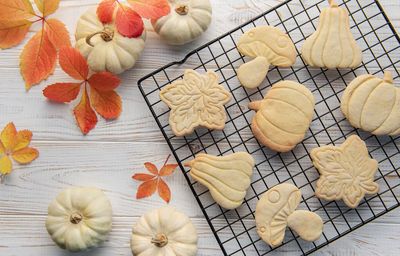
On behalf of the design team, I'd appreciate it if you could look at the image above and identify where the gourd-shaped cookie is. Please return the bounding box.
[341,71,400,135]
[301,0,362,69]
[184,152,254,209]
[248,81,315,152]
[237,26,296,88]
[255,183,323,247]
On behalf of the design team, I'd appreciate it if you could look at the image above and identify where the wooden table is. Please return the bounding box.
[0,0,399,255]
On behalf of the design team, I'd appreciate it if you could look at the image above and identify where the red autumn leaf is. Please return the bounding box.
[97,0,117,24]
[43,83,82,103]
[115,5,144,38]
[45,19,71,49]
[74,87,98,134]
[144,162,158,175]
[158,178,171,203]
[88,72,121,92]
[59,47,89,80]
[132,173,156,181]
[0,19,32,49]
[34,0,59,16]
[127,0,170,19]
[136,179,158,199]
[0,0,35,20]
[89,87,122,119]
[20,29,57,90]
[159,164,178,176]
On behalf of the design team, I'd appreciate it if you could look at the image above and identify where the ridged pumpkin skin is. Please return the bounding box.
[301,0,362,69]
[248,81,315,152]
[341,71,400,135]
[185,152,255,209]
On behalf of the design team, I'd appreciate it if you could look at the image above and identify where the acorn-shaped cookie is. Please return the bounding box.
[248,81,315,152]
[341,71,400,135]
[301,0,362,69]
[237,26,296,88]
[184,152,254,209]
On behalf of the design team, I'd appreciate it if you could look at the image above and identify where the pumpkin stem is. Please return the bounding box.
[175,4,189,15]
[86,28,114,47]
[70,213,83,224]
[383,71,393,83]
[328,0,338,7]
[151,233,168,247]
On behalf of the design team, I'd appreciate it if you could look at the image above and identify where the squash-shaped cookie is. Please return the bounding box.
[255,183,323,247]
[311,135,379,208]
[184,152,254,209]
[248,81,315,152]
[301,0,362,69]
[159,69,232,136]
[237,26,296,88]
[341,71,400,135]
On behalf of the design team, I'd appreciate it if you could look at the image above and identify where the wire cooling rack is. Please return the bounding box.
[138,0,400,255]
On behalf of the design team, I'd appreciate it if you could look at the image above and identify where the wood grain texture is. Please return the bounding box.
[0,0,399,255]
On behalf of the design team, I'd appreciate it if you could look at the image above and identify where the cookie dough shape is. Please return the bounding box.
[341,71,400,136]
[301,0,362,69]
[255,183,323,247]
[311,135,379,208]
[184,152,255,209]
[159,70,232,136]
[248,81,315,152]
[237,26,296,88]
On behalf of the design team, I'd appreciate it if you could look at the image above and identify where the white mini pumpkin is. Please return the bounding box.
[45,187,112,252]
[130,206,198,256]
[75,7,146,74]
[151,0,212,45]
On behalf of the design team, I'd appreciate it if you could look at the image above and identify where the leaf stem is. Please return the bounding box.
[162,154,171,167]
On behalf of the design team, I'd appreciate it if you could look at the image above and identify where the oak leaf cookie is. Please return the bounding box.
[159,70,232,136]
[301,0,362,69]
[310,135,379,208]
[184,152,254,209]
[341,71,400,136]
[255,183,323,247]
[248,81,315,152]
[237,26,296,88]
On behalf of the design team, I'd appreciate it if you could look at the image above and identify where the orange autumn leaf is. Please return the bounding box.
[159,164,178,176]
[73,87,98,135]
[127,0,170,19]
[158,179,171,203]
[97,0,117,24]
[45,19,71,49]
[89,88,122,119]
[59,47,89,80]
[0,20,32,49]
[88,72,121,91]
[20,29,57,90]
[132,173,156,181]
[115,5,144,38]
[34,0,59,16]
[12,147,39,164]
[0,0,34,20]
[43,83,82,103]
[0,142,5,155]
[136,179,158,199]
[144,162,158,175]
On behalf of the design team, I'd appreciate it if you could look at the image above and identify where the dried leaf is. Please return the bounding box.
[0,155,12,175]
[0,123,17,151]
[159,164,178,176]
[88,72,121,92]
[74,87,98,134]
[45,18,71,49]
[0,19,32,49]
[0,142,5,155]
[90,87,122,119]
[34,0,59,16]
[115,5,144,38]
[132,173,156,181]
[11,147,38,164]
[127,0,170,19]
[144,162,158,175]
[158,178,171,203]
[20,30,57,90]
[136,179,158,199]
[58,47,89,80]
[43,83,82,103]
[0,0,34,20]
[12,130,32,152]
[97,0,117,24]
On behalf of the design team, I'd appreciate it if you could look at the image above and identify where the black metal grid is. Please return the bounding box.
[137,0,400,255]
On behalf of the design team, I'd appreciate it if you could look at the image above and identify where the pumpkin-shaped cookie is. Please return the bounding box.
[184,152,255,209]
[248,81,315,152]
[341,71,400,135]
[301,0,362,69]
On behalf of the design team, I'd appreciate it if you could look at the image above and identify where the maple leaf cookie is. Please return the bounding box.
[310,135,379,208]
[159,70,232,136]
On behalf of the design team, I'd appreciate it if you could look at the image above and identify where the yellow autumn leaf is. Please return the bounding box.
[0,155,12,175]
[12,147,39,164]
[1,122,17,150]
[0,142,5,155]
